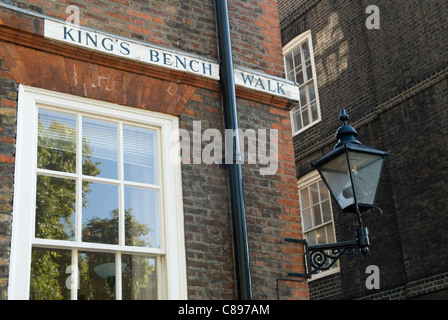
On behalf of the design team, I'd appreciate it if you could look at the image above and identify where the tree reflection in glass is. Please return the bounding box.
[82,118,118,179]
[82,182,119,244]
[78,251,115,300]
[36,110,100,241]
[122,255,157,300]
[37,110,76,173]
[125,186,159,248]
[33,110,158,299]
[35,175,76,240]
[30,248,72,300]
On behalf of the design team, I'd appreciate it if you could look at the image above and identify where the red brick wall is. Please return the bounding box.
[237,100,308,299]
[9,0,285,77]
[0,2,307,300]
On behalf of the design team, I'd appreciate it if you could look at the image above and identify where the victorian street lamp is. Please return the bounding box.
[285,110,389,277]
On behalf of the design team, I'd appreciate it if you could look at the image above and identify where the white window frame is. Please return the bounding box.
[298,170,339,281]
[283,30,321,136]
[9,85,187,299]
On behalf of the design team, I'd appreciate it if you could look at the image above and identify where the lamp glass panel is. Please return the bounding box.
[347,151,384,206]
[318,153,354,210]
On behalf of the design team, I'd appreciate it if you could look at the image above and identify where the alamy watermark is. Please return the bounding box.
[65,5,80,26]
[171,121,279,175]
[366,5,380,30]
[365,265,380,289]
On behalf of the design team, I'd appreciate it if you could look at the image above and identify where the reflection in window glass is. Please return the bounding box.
[284,37,320,134]
[312,204,322,225]
[299,177,338,275]
[322,200,332,223]
[78,251,115,300]
[35,175,76,241]
[82,182,119,244]
[31,105,165,299]
[122,255,157,300]
[30,248,72,300]
[123,125,157,185]
[38,109,76,173]
[316,226,326,245]
[302,208,312,231]
[125,186,160,248]
[299,181,336,246]
[82,118,118,179]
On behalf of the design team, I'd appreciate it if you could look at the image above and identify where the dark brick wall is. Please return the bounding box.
[279,0,448,299]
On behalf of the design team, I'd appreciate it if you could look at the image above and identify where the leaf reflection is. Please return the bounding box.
[32,113,156,299]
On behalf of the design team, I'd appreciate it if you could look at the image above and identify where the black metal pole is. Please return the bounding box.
[214,0,253,300]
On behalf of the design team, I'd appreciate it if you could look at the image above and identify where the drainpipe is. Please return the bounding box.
[214,0,253,300]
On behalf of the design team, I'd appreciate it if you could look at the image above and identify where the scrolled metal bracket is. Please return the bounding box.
[284,237,359,278]
[283,205,382,278]
[284,226,369,278]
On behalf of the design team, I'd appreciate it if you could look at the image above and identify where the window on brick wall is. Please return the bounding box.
[9,85,187,300]
[298,171,339,279]
[283,31,321,135]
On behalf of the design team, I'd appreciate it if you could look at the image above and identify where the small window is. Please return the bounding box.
[298,171,339,279]
[283,31,321,135]
[9,86,187,299]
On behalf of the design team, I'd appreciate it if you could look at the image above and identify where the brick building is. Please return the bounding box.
[0,0,309,300]
[278,0,448,299]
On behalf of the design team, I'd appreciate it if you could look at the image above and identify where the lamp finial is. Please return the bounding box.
[335,109,360,148]
[339,109,349,124]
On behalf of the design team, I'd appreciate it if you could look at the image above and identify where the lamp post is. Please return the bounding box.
[285,110,389,277]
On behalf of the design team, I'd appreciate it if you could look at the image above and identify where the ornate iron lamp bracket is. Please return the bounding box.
[284,237,360,278]
[284,206,382,278]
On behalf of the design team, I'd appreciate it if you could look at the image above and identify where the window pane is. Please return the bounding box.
[308,83,316,102]
[122,255,157,300]
[82,182,119,244]
[326,225,336,243]
[82,118,118,179]
[312,204,322,225]
[310,182,319,204]
[311,101,319,122]
[287,71,295,82]
[123,125,158,185]
[125,186,160,248]
[322,199,332,223]
[293,109,303,131]
[295,68,304,85]
[306,230,317,246]
[306,64,313,81]
[300,188,310,209]
[35,175,76,241]
[301,108,310,127]
[30,248,72,300]
[316,226,326,245]
[318,180,329,200]
[285,53,294,74]
[78,251,115,300]
[299,88,307,107]
[38,109,76,173]
[302,208,312,231]
[302,41,310,61]
[293,49,302,69]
